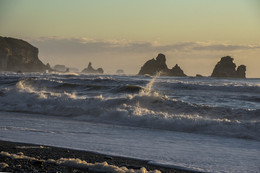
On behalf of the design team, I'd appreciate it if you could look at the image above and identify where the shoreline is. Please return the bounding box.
[0,140,198,173]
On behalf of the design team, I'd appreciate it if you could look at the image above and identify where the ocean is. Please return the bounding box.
[0,72,259,172]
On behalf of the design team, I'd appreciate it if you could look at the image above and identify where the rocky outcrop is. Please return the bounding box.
[168,64,186,77]
[196,74,203,77]
[54,64,66,72]
[116,69,124,74]
[82,62,104,74]
[138,53,186,76]
[211,56,246,78]
[0,36,49,72]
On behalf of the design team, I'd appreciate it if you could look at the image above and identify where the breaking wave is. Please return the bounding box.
[0,73,259,140]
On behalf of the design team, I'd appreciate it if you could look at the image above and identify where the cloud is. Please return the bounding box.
[29,37,260,55]
[23,36,260,77]
[192,43,260,51]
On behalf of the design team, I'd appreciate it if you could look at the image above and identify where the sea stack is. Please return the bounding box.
[0,36,49,72]
[116,69,124,74]
[211,56,246,78]
[53,64,67,72]
[138,53,186,76]
[82,62,104,74]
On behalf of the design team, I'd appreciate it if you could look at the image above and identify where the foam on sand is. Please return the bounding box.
[0,151,161,173]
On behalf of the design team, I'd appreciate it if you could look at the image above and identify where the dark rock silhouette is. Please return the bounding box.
[211,56,246,78]
[116,69,124,74]
[54,64,66,72]
[168,64,186,77]
[82,62,104,74]
[138,53,186,76]
[138,53,168,75]
[0,36,48,72]
[236,65,246,78]
[46,63,51,69]
[196,74,203,77]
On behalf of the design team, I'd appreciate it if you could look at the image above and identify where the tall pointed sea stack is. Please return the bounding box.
[138,53,186,76]
[211,56,246,78]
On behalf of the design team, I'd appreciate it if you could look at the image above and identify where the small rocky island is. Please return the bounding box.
[82,62,104,74]
[211,56,246,78]
[116,69,124,74]
[138,53,186,76]
[53,64,66,72]
[0,36,49,72]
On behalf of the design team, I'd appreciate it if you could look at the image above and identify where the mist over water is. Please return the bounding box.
[0,72,259,141]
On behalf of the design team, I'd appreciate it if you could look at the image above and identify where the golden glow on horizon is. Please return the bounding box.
[1,0,259,42]
[0,0,259,77]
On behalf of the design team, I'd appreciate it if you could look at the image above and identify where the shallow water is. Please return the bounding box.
[0,72,259,172]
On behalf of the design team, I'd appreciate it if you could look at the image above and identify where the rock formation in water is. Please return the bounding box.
[138,53,186,76]
[196,74,203,77]
[53,64,67,72]
[211,56,246,78]
[0,36,49,72]
[116,69,124,74]
[168,64,186,77]
[82,62,104,74]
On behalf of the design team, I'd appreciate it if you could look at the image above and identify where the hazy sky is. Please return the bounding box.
[1,0,260,77]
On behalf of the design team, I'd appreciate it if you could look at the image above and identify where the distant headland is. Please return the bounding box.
[0,36,49,72]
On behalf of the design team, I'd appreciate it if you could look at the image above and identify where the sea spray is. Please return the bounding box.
[140,72,161,96]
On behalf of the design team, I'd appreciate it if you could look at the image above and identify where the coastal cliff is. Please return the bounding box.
[0,36,48,72]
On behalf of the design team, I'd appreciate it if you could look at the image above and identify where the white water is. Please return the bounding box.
[0,72,260,172]
[0,112,259,173]
[0,73,259,140]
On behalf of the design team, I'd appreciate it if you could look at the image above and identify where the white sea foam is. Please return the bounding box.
[0,73,259,140]
[0,162,9,168]
[0,151,43,161]
[0,151,160,173]
[51,158,161,173]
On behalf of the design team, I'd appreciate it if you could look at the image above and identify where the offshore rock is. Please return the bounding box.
[211,56,246,78]
[82,62,104,74]
[53,64,66,72]
[196,74,203,77]
[138,53,168,76]
[116,69,124,74]
[138,53,186,76]
[168,64,186,77]
[0,36,48,72]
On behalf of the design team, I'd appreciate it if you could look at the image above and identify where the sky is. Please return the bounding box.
[0,0,260,77]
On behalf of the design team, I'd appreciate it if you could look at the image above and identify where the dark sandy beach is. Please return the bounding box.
[0,140,197,173]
